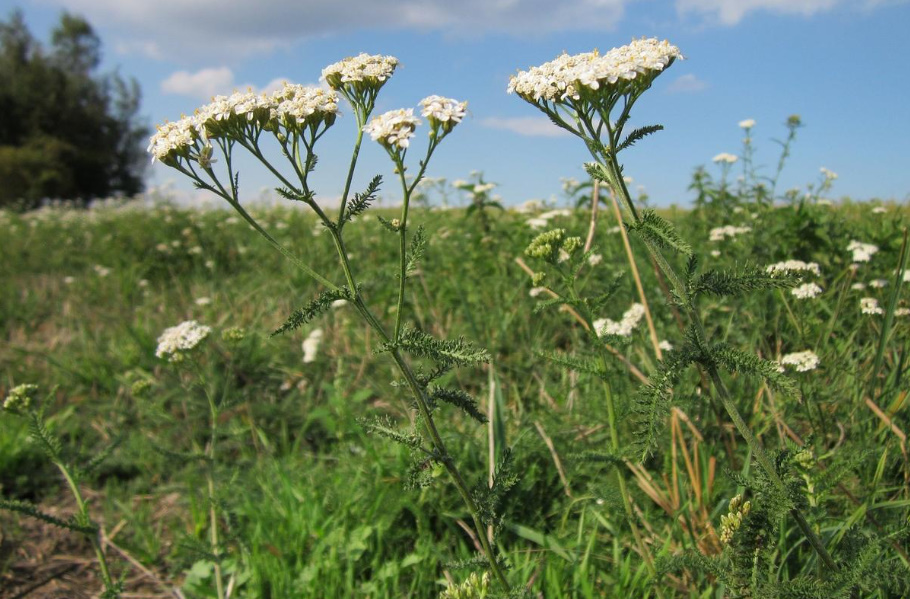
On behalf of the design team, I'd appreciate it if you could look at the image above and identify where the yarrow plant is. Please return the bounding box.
[149,54,514,592]
[510,36,842,587]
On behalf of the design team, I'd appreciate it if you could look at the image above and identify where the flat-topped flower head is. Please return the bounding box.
[321,53,399,94]
[766,260,821,277]
[508,38,681,104]
[419,95,467,135]
[156,320,212,363]
[363,108,421,151]
[713,152,738,164]
[791,282,823,299]
[779,350,820,372]
[271,84,340,133]
[148,116,197,164]
[194,89,275,140]
[739,119,756,129]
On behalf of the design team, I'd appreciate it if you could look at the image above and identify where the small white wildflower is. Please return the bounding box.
[526,217,549,229]
[321,53,399,91]
[63,276,75,285]
[766,260,821,277]
[713,153,738,164]
[709,225,751,242]
[587,253,603,266]
[507,38,682,103]
[904,271,910,283]
[861,297,883,315]
[820,167,838,180]
[93,265,111,277]
[331,299,348,308]
[872,206,887,214]
[302,328,324,363]
[791,282,823,299]
[195,297,212,306]
[155,320,212,362]
[779,350,820,372]
[869,279,888,289]
[738,119,755,129]
[659,340,674,351]
[418,95,467,133]
[594,303,646,337]
[851,282,867,291]
[363,108,421,150]
[894,308,910,317]
[529,287,546,298]
[847,240,878,263]
[710,250,721,257]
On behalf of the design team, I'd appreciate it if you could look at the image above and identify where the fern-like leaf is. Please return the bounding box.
[629,210,692,256]
[428,386,487,424]
[405,225,428,277]
[272,286,353,337]
[359,416,424,450]
[380,327,490,367]
[0,497,97,534]
[707,344,798,396]
[343,175,381,224]
[275,187,314,204]
[690,264,799,298]
[533,349,608,379]
[616,124,664,152]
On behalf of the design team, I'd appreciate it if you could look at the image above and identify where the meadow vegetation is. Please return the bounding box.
[2,43,909,598]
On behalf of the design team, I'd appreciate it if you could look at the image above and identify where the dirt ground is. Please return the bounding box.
[1,491,184,599]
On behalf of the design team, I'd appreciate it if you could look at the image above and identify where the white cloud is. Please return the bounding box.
[160,68,303,100]
[666,73,708,93]
[50,0,630,60]
[676,0,840,24]
[161,67,236,99]
[481,116,571,138]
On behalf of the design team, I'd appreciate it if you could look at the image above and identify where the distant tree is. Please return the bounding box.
[0,9,148,209]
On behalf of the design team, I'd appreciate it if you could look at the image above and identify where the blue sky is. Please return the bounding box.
[9,0,910,207]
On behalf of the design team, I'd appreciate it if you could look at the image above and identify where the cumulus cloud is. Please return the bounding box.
[481,116,571,138]
[666,73,708,93]
[46,0,630,60]
[161,67,236,99]
[161,68,300,100]
[676,0,840,24]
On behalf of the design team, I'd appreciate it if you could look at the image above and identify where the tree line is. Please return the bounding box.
[0,10,148,209]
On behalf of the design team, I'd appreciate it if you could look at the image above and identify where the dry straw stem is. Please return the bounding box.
[606,187,663,362]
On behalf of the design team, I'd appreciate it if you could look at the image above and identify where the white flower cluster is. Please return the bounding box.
[526,208,572,230]
[593,303,646,338]
[363,108,421,150]
[321,53,399,90]
[738,119,756,129]
[766,260,821,277]
[709,225,751,242]
[820,167,838,180]
[872,206,887,214]
[860,297,883,315]
[507,38,681,103]
[155,320,212,362]
[419,95,467,131]
[302,328,324,364]
[148,83,341,163]
[791,282,823,299]
[779,350,820,372]
[847,240,878,263]
[713,153,738,164]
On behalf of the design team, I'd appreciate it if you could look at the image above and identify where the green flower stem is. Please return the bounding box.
[205,395,225,599]
[597,146,839,573]
[392,140,439,341]
[56,459,115,592]
[326,225,511,593]
[337,108,367,227]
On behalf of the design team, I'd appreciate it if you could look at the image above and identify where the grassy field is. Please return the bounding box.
[1,188,908,597]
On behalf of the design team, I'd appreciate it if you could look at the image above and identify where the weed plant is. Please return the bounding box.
[1,41,909,599]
